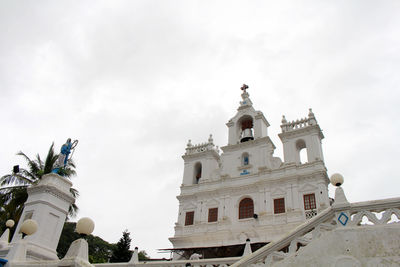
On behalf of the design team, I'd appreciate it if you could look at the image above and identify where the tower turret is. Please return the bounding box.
[181,135,220,186]
[279,108,324,164]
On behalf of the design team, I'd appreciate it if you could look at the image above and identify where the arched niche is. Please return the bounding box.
[238,115,254,143]
[194,162,202,184]
[296,139,308,164]
[241,152,250,166]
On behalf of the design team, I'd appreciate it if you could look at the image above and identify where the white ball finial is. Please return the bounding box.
[187,140,192,147]
[76,217,95,236]
[330,173,344,187]
[6,219,15,228]
[20,219,38,237]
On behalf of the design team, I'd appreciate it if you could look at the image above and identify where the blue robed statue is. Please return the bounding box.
[52,138,78,175]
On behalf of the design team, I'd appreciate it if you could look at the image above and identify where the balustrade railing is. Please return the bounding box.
[305,210,317,219]
[185,135,218,155]
[280,117,315,133]
[185,143,215,155]
[231,194,400,266]
[280,109,318,133]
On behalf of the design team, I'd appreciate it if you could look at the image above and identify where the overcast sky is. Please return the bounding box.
[1,0,399,258]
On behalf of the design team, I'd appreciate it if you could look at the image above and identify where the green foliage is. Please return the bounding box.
[57,222,115,264]
[110,230,133,263]
[0,186,27,240]
[138,250,150,261]
[88,235,115,264]
[57,222,80,258]
[58,224,149,263]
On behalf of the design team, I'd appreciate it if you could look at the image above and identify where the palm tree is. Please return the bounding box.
[0,143,79,233]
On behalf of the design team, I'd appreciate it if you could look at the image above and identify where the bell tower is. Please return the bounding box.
[181,135,220,186]
[226,84,270,145]
[279,109,324,164]
[221,85,277,178]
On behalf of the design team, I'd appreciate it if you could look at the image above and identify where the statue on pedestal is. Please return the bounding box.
[52,138,78,175]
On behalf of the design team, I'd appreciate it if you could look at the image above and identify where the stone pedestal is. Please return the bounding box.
[8,173,75,261]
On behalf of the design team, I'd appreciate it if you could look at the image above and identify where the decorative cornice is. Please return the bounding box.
[254,112,270,127]
[180,161,327,192]
[179,170,328,199]
[221,136,275,152]
[182,149,220,161]
[27,184,75,204]
[278,124,324,141]
[238,164,253,171]
[226,121,234,127]
[25,199,69,215]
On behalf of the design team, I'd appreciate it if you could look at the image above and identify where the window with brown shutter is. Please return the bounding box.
[185,211,194,226]
[208,208,218,222]
[303,193,316,210]
[274,198,285,214]
[239,198,254,219]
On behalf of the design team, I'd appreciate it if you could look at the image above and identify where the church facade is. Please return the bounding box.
[169,87,330,259]
[1,86,398,266]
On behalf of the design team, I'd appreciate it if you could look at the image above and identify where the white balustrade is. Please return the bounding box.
[305,210,317,219]
[185,135,218,155]
[231,196,400,266]
[280,117,313,132]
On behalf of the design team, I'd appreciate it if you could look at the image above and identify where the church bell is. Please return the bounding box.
[240,128,254,143]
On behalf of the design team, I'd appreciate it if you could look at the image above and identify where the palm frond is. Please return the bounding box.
[68,203,79,218]
[0,174,15,186]
[36,154,43,171]
[64,168,77,178]
[0,186,28,205]
[0,185,28,192]
[43,143,57,176]
[17,151,41,176]
[18,169,38,183]
[16,151,32,164]
[0,187,27,227]
[0,173,34,186]
[69,187,80,198]
[68,159,76,169]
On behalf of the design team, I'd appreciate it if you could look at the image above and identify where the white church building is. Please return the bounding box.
[0,85,399,267]
[169,86,331,259]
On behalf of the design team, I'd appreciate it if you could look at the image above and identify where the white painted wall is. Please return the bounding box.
[171,93,330,255]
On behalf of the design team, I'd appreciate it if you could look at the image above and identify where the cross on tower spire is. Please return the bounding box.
[241,84,249,93]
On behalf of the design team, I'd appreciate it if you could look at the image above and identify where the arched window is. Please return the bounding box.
[296,139,308,164]
[239,198,254,219]
[194,162,202,184]
[242,152,249,166]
